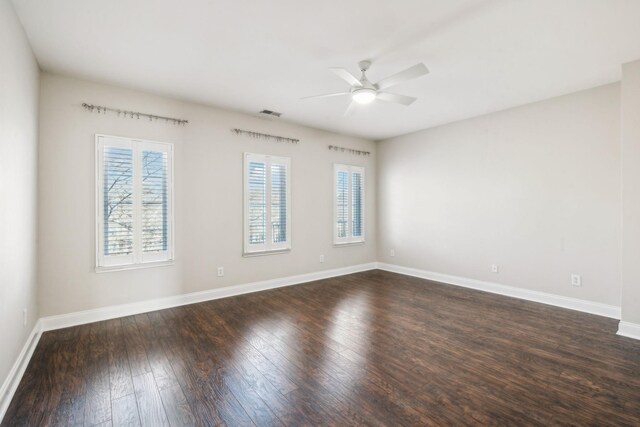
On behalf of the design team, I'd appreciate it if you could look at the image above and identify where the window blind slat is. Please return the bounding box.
[103,147,134,256]
[352,172,363,237]
[141,150,168,253]
[271,163,287,244]
[248,161,267,244]
[334,165,364,244]
[336,170,349,239]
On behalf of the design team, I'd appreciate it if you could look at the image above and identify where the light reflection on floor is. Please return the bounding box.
[321,290,371,392]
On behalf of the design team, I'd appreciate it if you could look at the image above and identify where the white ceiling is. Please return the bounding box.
[11,0,640,140]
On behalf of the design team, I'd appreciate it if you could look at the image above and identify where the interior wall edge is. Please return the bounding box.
[378,81,621,144]
[2,257,637,423]
[617,321,640,340]
[376,83,621,307]
[0,0,42,414]
[0,319,42,424]
[37,260,627,332]
[39,262,378,331]
[378,262,621,320]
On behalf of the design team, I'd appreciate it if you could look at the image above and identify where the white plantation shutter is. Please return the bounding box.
[103,145,134,260]
[334,164,365,244]
[139,141,172,263]
[97,135,173,269]
[244,153,291,254]
[351,171,363,237]
[141,150,168,253]
[248,161,267,245]
[271,162,288,244]
[336,170,349,239]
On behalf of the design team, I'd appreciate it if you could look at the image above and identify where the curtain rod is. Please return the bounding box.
[328,145,371,156]
[82,103,189,125]
[231,128,299,144]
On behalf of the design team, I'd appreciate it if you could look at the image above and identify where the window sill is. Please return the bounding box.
[95,260,175,273]
[333,241,365,247]
[243,249,291,257]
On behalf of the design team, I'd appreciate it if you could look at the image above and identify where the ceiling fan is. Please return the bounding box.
[302,60,429,115]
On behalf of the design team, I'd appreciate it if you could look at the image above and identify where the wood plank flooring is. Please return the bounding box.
[3,270,640,426]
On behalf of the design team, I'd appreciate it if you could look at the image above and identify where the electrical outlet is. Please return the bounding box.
[217,267,224,277]
[390,248,395,257]
[23,308,27,327]
[319,254,325,263]
[491,264,499,273]
[571,274,581,287]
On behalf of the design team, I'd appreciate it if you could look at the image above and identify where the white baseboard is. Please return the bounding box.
[40,262,378,331]
[377,263,622,320]
[0,261,635,425]
[0,262,377,424]
[617,321,640,340]
[0,320,42,422]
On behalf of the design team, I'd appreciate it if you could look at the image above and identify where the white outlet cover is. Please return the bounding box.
[217,267,224,277]
[491,264,499,273]
[319,254,325,263]
[571,274,581,286]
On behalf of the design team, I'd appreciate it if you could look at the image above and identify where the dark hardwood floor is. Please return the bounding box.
[3,270,640,426]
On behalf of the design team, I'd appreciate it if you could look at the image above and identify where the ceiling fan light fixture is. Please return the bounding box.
[352,88,376,105]
[302,61,429,114]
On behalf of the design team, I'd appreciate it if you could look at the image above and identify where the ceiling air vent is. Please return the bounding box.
[258,109,282,119]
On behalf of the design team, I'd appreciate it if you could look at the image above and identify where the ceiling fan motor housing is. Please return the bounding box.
[358,60,372,72]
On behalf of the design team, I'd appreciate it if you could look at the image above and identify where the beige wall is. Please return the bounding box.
[0,0,40,390]
[621,60,640,324]
[17,32,639,330]
[377,84,621,306]
[37,73,377,317]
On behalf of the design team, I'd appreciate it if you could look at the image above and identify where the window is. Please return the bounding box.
[244,153,291,255]
[96,135,173,270]
[334,164,365,245]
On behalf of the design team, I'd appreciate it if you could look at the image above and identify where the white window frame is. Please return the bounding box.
[95,134,174,271]
[334,164,365,245]
[243,153,292,256]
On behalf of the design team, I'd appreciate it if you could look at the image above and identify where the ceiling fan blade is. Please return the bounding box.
[375,63,429,90]
[300,92,350,100]
[376,92,417,106]
[330,68,363,87]
[343,101,357,116]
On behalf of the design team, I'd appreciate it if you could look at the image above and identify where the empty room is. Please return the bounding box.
[2,0,640,425]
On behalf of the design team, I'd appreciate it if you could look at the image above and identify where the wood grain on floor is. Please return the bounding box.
[3,270,640,426]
